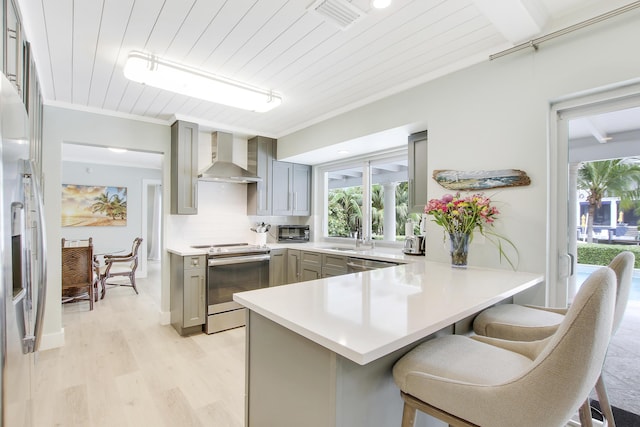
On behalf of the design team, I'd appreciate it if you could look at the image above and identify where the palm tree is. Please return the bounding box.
[577,158,640,243]
[395,182,420,237]
[109,194,127,220]
[371,184,384,237]
[91,192,112,217]
[328,187,363,236]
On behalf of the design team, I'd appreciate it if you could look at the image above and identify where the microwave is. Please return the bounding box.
[277,225,310,243]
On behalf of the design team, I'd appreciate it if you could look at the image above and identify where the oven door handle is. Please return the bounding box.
[208,254,270,266]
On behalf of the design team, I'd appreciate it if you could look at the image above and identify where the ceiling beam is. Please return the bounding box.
[582,117,613,144]
[472,0,549,44]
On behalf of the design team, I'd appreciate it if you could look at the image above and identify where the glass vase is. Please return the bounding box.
[449,232,470,268]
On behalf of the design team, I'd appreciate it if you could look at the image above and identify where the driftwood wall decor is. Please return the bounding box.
[433,169,531,191]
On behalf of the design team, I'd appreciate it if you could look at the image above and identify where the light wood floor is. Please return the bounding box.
[35,261,640,426]
[34,261,245,427]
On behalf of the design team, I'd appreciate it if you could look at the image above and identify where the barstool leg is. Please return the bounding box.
[401,402,417,427]
[595,374,616,427]
[579,399,594,427]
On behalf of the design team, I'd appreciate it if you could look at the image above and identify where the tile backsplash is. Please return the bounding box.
[167,181,308,246]
[167,181,253,246]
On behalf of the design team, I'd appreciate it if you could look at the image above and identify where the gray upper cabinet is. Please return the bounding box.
[4,0,24,97]
[272,161,293,216]
[171,120,199,215]
[408,130,428,213]
[247,136,275,216]
[292,164,311,216]
[272,161,311,216]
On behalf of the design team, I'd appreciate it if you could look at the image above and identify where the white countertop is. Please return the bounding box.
[166,241,421,263]
[234,261,543,365]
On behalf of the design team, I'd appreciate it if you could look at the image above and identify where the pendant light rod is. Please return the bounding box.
[490,1,640,61]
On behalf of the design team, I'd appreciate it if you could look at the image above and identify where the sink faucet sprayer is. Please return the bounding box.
[354,218,375,249]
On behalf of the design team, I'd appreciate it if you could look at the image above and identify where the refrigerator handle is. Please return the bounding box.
[27,160,47,352]
[11,200,32,354]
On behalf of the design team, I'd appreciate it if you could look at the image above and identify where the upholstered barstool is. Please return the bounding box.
[392,267,616,427]
[472,251,634,426]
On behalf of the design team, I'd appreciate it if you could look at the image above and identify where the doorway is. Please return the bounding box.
[550,82,640,417]
[61,142,164,281]
[141,179,162,278]
[548,82,640,307]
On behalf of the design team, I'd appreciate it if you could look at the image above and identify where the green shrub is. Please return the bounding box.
[577,243,640,268]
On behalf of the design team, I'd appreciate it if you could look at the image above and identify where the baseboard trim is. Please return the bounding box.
[159,310,171,325]
[39,328,65,351]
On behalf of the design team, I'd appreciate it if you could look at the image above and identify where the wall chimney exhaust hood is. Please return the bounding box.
[198,132,262,183]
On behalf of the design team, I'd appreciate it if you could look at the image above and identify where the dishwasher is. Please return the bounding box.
[346,257,398,273]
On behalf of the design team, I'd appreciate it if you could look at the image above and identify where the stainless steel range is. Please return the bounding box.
[191,243,270,334]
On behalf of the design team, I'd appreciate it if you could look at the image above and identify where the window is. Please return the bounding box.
[323,151,420,244]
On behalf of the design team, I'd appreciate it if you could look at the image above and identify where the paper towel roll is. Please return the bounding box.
[405,221,414,237]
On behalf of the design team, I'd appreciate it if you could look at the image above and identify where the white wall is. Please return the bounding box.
[277,10,640,287]
[42,106,170,349]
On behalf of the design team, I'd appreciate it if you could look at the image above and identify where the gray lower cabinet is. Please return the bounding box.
[300,251,322,281]
[269,248,287,287]
[287,249,301,284]
[322,254,347,278]
[408,130,428,213]
[171,120,199,214]
[170,254,206,335]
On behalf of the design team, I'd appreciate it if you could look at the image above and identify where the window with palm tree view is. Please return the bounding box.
[326,155,420,242]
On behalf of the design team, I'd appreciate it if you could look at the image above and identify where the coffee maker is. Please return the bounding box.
[403,235,425,255]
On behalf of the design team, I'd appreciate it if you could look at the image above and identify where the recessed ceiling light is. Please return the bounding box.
[109,148,128,153]
[372,0,391,9]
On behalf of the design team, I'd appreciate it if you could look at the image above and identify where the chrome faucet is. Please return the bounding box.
[355,226,375,249]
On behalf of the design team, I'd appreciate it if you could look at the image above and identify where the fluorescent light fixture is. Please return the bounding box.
[123,51,282,112]
[108,147,128,153]
[372,0,391,9]
[338,150,350,155]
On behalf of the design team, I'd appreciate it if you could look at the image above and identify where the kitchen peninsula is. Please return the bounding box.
[234,261,543,427]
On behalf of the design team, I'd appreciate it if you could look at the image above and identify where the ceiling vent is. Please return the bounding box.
[308,0,366,30]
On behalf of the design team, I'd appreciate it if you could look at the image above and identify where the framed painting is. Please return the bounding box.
[62,184,127,227]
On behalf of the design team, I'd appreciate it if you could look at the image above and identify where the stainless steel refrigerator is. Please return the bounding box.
[0,71,47,426]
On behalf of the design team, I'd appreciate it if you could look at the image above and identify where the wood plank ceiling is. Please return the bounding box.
[17,0,631,138]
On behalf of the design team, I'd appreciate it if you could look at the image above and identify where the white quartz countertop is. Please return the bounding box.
[234,261,543,365]
[166,242,420,263]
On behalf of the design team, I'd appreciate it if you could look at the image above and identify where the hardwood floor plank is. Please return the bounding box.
[196,400,243,427]
[35,262,245,427]
[153,387,204,427]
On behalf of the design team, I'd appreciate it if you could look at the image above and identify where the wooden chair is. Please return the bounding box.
[99,237,143,297]
[61,238,95,310]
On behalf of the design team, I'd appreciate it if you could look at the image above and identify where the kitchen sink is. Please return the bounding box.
[327,246,366,252]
